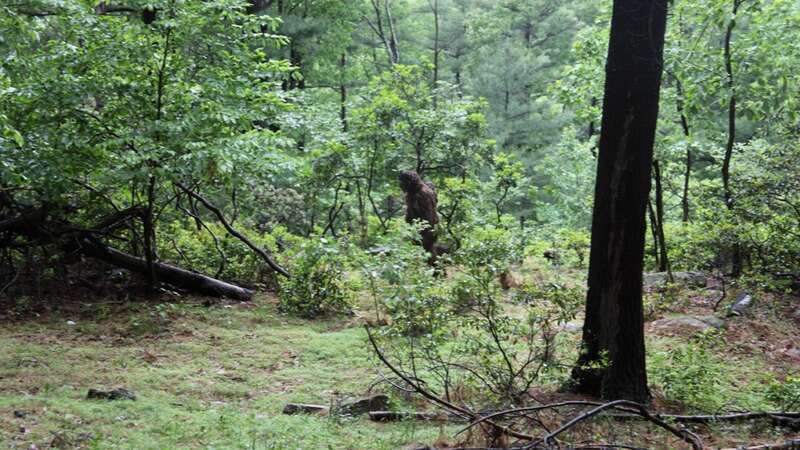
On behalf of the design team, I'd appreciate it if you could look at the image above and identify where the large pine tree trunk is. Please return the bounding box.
[570,0,668,403]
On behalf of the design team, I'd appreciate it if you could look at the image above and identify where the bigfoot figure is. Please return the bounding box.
[399,170,439,265]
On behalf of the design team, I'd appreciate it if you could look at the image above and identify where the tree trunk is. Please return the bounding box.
[570,0,668,403]
[648,200,660,270]
[672,73,692,222]
[142,175,157,291]
[340,53,347,132]
[78,237,253,301]
[722,0,743,276]
[653,160,670,274]
[431,0,439,109]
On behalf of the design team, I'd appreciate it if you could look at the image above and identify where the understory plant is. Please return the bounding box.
[370,225,582,407]
[277,237,352,318]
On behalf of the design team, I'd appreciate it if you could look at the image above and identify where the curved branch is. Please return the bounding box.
[175,182,290,278]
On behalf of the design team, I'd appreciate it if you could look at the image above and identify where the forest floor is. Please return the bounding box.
[0,266,798,449]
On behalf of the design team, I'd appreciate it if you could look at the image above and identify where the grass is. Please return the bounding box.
[0,297,450,449]
[0,266,798,449]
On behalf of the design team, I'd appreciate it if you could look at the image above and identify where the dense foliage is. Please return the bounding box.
[1,1,799,444]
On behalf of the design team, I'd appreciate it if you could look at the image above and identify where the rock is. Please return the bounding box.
[643,271,706,288]
[282,403,329,415]
[728,292,753,317]
[695,315,726,329]
[337,394,390,416]
[784,348,800,361]
[558,321,582,333]
[13,410,29,418]
[367,246,392,256]
[650,315,725,335]
[86,388,136,401]
[109,268,129,282]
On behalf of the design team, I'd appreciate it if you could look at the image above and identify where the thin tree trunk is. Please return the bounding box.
[648,200,660,270]
[430,0,439,109]
[340,53,347,132]
[722,0,743,276]
[672,73,693,222]
[722,0,741,210]
[570,0,668,403]
[143,176,157,290]
[653,160,670,275]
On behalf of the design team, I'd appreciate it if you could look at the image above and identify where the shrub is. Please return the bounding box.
[765,375,800,410]
[649,331,727,412]
[277,237,352,318]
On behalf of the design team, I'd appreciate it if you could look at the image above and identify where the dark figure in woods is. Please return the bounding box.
[399,170,439,265]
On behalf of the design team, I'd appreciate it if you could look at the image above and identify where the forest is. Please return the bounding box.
[1,0,799,448]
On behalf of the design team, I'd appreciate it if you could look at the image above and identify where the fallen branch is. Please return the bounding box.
[459,400,640,437]
[369,410,459,422]
[728,439,800,450]
[606,410,799,430]
[660,411,800,424]
[529,400,703,450]
[77,236,253,301]
[176,182,289,278]
[365,326,534,442]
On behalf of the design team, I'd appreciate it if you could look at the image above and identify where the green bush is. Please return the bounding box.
[649,331,728,412]
[277,237,352,318]
[766,375,800,410]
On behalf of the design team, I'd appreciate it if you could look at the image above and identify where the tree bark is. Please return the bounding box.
[570,0,668,403]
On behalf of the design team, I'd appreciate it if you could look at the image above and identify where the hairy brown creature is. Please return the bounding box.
[398,170,439,266]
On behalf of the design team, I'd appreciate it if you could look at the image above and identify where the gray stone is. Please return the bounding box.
[282,403,329,415]
[728,292,753,317]
[337,394,390,416]
[558,322,582,333]
[650,315,724,334]
[695,315,726,329]
[643,271,706,288]
[86,388,136,401]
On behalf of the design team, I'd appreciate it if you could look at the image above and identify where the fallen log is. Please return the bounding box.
[368,411,454,422]
[77,237,253,301]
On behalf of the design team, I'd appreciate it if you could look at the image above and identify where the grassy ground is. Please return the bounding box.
[0,296,451,449]
[0,269,798,449]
